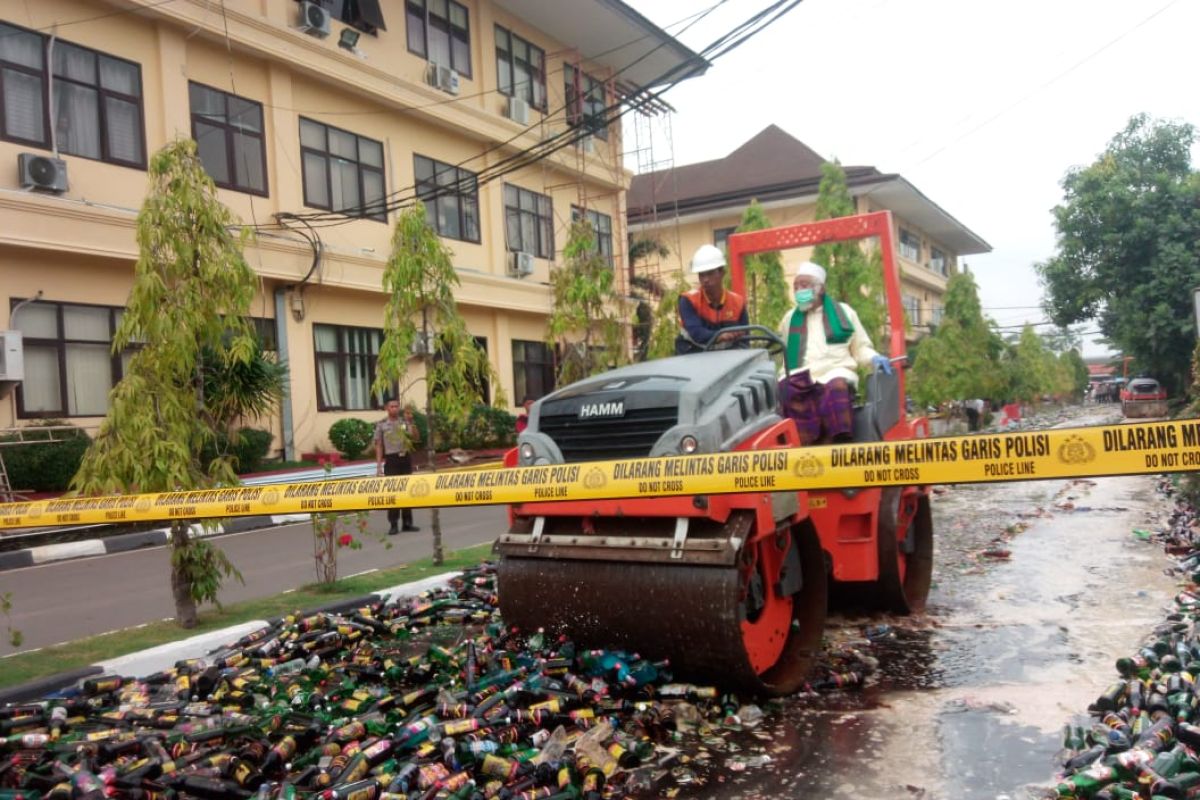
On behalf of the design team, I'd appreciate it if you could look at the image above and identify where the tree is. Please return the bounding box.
[547,220,628,384]
[72,138,251,628]
[646,270,690,360]
[374,203,495,566]
[813,161,886,344]
[1036,114,1200,393]
[908,272,1006,408]
[627,234,670,362]
[1008,325,1054,404]
[734,201,791,328]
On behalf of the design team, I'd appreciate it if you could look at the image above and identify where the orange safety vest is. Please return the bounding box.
[679,288,746,327]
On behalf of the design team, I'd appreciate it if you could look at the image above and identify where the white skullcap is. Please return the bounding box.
[794,261,827,285]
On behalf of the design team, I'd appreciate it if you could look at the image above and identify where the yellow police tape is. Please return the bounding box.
[0,419,1196,531]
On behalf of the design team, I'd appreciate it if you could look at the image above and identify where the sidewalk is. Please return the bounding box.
[0,452,505,570]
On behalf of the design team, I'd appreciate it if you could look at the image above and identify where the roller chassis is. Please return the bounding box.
[497,212,933,695]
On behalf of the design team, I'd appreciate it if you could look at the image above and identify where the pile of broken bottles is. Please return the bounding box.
[1055,479,1200,798]
[0,563,876,800]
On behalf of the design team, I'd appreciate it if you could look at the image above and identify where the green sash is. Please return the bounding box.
[786,295,853,373]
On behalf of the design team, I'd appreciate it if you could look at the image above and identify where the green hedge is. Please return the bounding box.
[200,427,275,474]
[328,418,375,460]
[405,405,517,451]
[0,422,91,493]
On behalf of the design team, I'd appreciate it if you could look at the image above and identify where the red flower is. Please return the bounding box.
[338,533,354,547]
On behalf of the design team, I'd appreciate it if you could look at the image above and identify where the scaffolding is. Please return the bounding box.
[624,107,682,286]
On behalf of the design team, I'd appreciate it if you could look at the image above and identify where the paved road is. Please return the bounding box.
[0,506,506,656]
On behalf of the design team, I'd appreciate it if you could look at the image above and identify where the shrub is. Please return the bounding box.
[199,427,275,474]
[1,421,90,493]
[328,418,375,460]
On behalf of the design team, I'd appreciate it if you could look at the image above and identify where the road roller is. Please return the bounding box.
[496,212,933,695]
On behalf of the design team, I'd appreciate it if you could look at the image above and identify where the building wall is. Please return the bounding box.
[0,0,636,455]
[633,197,961,339]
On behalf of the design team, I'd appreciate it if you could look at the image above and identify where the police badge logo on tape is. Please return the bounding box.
[1057,434,1096,465]
[793,454,824,478]
[135,497,152,514]
[584,468,607,490]
[410,478,431,499]
[262,490,280,507]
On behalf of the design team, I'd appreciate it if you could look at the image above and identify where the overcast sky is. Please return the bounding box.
[625,0,1199,358]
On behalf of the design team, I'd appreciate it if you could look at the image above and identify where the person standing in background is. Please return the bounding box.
[375,398,420,535]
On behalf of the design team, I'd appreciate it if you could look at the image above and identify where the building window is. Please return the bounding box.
[930,305,945,326]
[571,206,613,267]
[11,300,132,418]
[930,247,947,276]
[495,26,545,112]
[902,295,921,328]
[189,82,267,196]
[406,0,471,77]
[0,23,145,166]
[314,324,382,411]
[301,0,387,34]
[512,339,554,403]
[713,226,737,251]
[564,64,608,141]
[504,184,553,258]
[414,155,480,242]
[300,118,386,221]
[899,228,921,262]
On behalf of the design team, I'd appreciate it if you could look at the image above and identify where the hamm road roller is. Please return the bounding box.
[496,211,933,695]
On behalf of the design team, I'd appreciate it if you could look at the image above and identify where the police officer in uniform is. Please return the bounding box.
[375,398,420,535]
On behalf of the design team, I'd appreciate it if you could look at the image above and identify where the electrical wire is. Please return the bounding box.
[284,0,805,228]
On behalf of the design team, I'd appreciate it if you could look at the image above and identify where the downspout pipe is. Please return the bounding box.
[273,287,296,462]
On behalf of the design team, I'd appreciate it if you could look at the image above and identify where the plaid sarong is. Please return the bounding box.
[779,372,854,445]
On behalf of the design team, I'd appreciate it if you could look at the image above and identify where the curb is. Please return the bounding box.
[0,571,462,704]
[0,514,312,571]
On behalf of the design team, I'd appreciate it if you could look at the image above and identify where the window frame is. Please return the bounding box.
[298,117,387,222]
[188,81,269,197]
[0,22,146,167]
[10,299,131,419]
[512,339,555,404]
[313,323,384,412]
[571,205,614,267]
[929,246,947,276]
[902,295,921,327]
[564,63,609,141]
[899,228,921,262]
[414,154,481,243]
[713,226,737,251]
[503,183,554,259]
[494,25,546,112]
[405,0,472,77]
[299,0,387,35]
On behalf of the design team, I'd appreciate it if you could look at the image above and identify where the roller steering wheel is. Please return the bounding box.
[702,324,786,356]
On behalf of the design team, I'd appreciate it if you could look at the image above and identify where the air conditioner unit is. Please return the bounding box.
[18,153,68,193]
[505,96,530,125]
[508,251,535,278]
[579,136,596,155]
[298,1,331,37]
[425,63,459,95]
[410,332,432,357]
[0,330,23,382]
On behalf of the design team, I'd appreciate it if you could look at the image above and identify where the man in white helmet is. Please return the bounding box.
[778,260,893,444]
[675,244,749,355]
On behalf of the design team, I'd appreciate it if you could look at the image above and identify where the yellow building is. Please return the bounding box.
[627,125,991,338]
[0,0,704,457]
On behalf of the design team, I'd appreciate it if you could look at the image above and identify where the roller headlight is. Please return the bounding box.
[520,443,535,462]
[680,435,699,454]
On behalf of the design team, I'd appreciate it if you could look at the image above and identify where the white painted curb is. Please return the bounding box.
[29,539,106,564]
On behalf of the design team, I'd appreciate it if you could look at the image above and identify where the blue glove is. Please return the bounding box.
[872,355,894,375]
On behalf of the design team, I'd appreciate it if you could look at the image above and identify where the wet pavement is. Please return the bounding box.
[683,407,1179,799]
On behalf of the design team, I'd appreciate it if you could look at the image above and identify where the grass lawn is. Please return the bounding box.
[0,542,494,689]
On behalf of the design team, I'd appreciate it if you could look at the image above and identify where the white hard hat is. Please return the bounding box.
[690,244,726,274]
